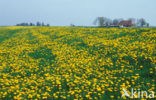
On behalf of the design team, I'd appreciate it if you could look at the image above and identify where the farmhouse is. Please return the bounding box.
[100,20,135,27]
[119,20,134,27]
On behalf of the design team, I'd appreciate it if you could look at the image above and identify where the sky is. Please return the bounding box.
[0,0,156,26]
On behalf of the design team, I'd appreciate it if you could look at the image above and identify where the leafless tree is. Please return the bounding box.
[128,18,136,24]
[93,17,112,27]
[112,19,120,25]
[137,18,146,27]
[93,17,105,27]
[105,18,112,26]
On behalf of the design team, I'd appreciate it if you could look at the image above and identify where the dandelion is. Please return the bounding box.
[0,27,155,99]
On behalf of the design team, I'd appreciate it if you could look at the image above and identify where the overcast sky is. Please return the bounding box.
[0,0,156,26]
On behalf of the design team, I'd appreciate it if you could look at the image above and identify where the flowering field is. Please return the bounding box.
[0,27,155,99]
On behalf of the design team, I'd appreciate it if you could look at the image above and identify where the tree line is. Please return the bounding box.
[93,17,149,27]
[16,22,50,26]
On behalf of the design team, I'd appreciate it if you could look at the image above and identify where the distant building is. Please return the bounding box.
[99,20,135,27]
[119,20,134,27]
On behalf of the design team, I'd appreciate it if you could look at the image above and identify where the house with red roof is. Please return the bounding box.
[119,20,134,27]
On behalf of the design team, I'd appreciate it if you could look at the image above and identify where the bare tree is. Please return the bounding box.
[128,18,136,25]
[93,17,105,27]
[146,23,149,27]
[36,22,41,26]
[16,22,49,26]
[42,22,45,26]
[93,17,112,27]
[137,18,146,27]
[30,23,33,26]
[118,18,124,22]
[112,19,120,25]
[70,24,75,27]
[105,18,112,26]
[46,24,50,27]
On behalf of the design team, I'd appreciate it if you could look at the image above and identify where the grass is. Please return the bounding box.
[0,26,155,100]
